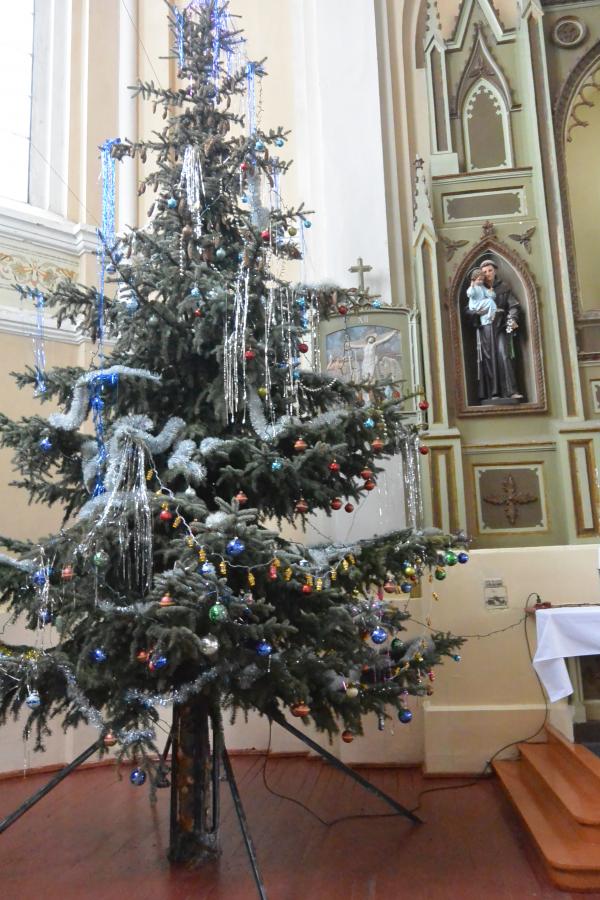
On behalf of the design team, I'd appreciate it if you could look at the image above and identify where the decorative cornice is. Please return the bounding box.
[0,304,85,345]
[0,204,98,259]
[447,0,516,50]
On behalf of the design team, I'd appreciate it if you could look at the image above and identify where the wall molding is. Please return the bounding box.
[0,303,86,345]
[0,204,98,259]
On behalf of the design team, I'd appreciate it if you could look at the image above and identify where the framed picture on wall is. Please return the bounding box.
[318,308,415,407]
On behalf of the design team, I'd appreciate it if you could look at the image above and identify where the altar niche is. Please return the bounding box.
[447,237,546,416]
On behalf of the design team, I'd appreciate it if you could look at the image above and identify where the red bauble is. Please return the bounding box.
[160,593,174,607]
[295,498,309,514]
[159,509,174,522]
[244,348,256,361]
[301,584,313,595]
[371,438,384,453]
[294,438,307,452]
[291,703,311,718]
[360,468,372,480]
[61,565,74,581]
[268,565,278,581]
[103,732,118,748]
[136,650,149,663]
[344,502,354,513]
[298,341,309,354]
[235,491,248,505]
[419,399,430,411]
[341,730,354,744]
[328,460,340,473]
[337,304,348,316]
[193,308,203,318]
[364,479,376,491]
[419,446,429,456]
[383,581,396,594]
[241,161,249,172]
[260,229,271,242]
[331,498,343,510]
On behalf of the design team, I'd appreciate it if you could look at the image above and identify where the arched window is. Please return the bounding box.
[463,79,513,172]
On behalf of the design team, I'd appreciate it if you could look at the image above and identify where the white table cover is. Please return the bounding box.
[533,607,600,702]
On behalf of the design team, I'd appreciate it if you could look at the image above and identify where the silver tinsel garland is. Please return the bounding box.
[49,366,161,431]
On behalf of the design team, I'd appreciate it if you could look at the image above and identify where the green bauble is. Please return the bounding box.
[93,550,109,568]
[445,551,458,567]
[434,567,447,581]
[208,602,228,623]
[391,638,404,651]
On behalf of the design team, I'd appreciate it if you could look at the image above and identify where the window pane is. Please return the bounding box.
[0,1,33,201]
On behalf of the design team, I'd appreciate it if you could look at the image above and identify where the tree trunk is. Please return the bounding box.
[168,693,222,866]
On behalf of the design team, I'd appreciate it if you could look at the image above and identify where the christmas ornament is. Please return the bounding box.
[235,491,248,505]
[298,342,309,353]
[328,460,340,473]
[458,552,469,564]
[344,503,354,513]
[419,400,430,411]
[391,638,404,651]
[25,690,41,709]
[291,703,310,718]
[61,565,74,581]
[244,348,256,361]
[288,226,297,236]
[364,418,375,429]
[199,635,219,656]
[257,386,268,399]
[271,459,283,471]
[209,602,228,622]
[226,537,245,557]
[364,479,376,492]
[216,247,227,260]
[301,583,313,595]
[403,565,416,578]
[268,564,278,580]
[419,446,429,455]
[275,137,285,148]
[167,197,177,208]
[260,229,270,242]
[371,438,384,453]
[360,468,372,480]
[160,593,174,607]
[240,161,249,172]
[32,568,50,586]
[190,286,200,298]
[255,140,265,151]
[256,640,272,656]
[383,580,396,593]
[434,568,447,581]
[39,437,52,452]
[149,654,168,671]
[201,562,216,577]
[346,685,359,699]
[159,508,174,522]
[39,609,53,625]
[400,582,412,594]
[371,626,387,644]
[453,654,461,662]
[295,498,309,514]
[398,709,413,724]
[337,305,348,316]
[330,498,342,510]
[136,650,149,662]
[130,768,146,786]
[293,438,307,452]
[302,219,312,229]
[341,730,354,743]
[90,648,107,663]
[445,551,458,567]
[103,731,118,747]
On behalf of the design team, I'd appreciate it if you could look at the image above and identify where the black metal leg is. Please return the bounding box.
[155,727,173,788]
[0,739,103,835]
[221,745,268,900]
[270,711,423,825]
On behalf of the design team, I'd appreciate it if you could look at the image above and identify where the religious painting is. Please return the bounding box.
[472,463,549,534]
[319,310,413,398]
[590,380,600,415]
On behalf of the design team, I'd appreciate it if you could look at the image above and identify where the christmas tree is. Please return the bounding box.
[0,2,465,865]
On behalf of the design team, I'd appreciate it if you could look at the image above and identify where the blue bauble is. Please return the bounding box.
[152,654,168,670]
[255,140,265,151]
[292,371,300,381]
[275,137,285,147]
[371,626,388,645]
[364,418,375,429]
[453,654,461,663]
[124,297,139,313]
[226,537,245,557]
[32,568,50,587]
[39,609,53,625]
[90,396,104,411]
[190,286,200,298]
[296,297,306,309]
[457,552,469,565]
[400,582,413,594]
[271,459,283,471]
[200,562,216,577]
[372,299,382,309]
[302,219,312,229]
[241,194,249,204]
[256,640,272,657]
[398,709,413,724]
[25,690,41,709]
[90,648,107,663]
[167,197,177,208]
[130,768,146,786]
[39,437,52,452]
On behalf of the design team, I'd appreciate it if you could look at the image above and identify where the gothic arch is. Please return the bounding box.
[554,40,600,352]
[463,77,513,170]
[446,235,546,416]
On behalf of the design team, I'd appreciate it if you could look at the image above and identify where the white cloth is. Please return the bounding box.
[533,607,600,702]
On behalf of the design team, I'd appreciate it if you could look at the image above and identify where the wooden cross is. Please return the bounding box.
[349,257,373,292]
[482,474,538,527]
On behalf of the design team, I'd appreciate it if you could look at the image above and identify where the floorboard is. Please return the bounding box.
[2,757,600,900]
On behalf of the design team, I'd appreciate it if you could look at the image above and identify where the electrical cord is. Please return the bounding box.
[260,591,550,822]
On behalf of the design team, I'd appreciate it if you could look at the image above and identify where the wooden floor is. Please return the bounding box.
[2,755,600,900]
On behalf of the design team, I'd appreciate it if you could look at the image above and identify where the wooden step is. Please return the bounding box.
[519,742,600,825]
[546,723,600,781]
[494,760,600,891]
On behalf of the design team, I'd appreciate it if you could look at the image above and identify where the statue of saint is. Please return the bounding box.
[465,258,523,403]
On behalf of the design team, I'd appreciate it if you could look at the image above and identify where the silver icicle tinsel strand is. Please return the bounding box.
[224,267,251,421]
[179,144,205,237]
